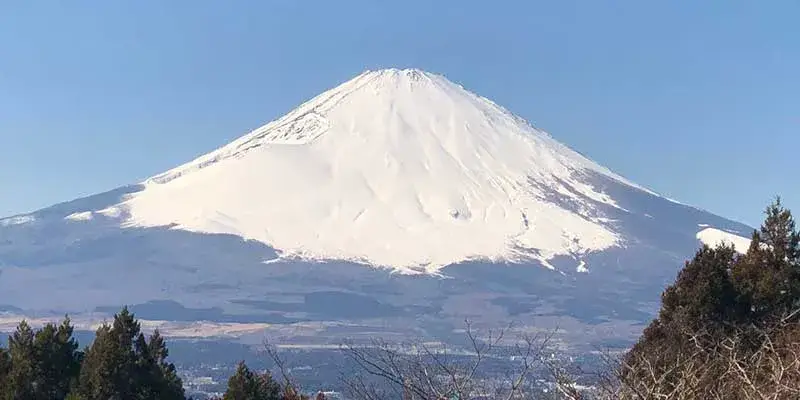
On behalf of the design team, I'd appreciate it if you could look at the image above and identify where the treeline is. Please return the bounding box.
[0,308,184,399]
[0,309,314,400]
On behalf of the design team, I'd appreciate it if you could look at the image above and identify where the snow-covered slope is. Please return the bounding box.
[81,69,670,273]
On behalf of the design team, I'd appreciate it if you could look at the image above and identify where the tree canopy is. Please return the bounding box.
[0,307,183,400]
[620,198,800,398]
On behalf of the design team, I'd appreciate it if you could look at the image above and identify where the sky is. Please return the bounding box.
[0,1,797,227]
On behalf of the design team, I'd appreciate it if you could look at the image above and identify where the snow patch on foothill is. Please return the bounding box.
[697,227,752,253]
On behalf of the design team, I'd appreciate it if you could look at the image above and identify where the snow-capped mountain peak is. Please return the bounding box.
[20,68,732,275]
[108,69,642,272]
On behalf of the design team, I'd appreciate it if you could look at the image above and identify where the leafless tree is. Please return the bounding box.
[259,311,799,400]
[262,338,310,400]
[593,309,800,400]
[339,321,584,400]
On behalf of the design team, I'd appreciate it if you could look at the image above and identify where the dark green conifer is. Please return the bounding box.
[76,324,121,400]
[33,317,83,399]
[76,306,184,399]
[733,198,800,322]
[136,329,185,400]
[224,361,281,400]
[3,320,36,400]
[0,347,10,389]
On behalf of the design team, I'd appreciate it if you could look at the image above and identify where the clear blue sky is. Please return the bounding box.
[1,1,797,226]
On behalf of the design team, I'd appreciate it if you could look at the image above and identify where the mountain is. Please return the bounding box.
[0,69,753,347]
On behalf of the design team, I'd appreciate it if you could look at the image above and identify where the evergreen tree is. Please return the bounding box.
[622,244,740,388]
[0,318,82,400]
[0,308,182,400]
[135,330,184,400]
[659,244,740,333]
[77,324,123,400]
[622,198,800,393]
[0,347,10,389]
[3,320,37,400]
[33,317,83,399]
[76,307,184,400]
[224,361,281,400]
[733,198,800,322]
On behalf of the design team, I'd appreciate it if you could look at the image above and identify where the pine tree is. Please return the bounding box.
[33,317,83,399]
[0,347,10,389]
[622,244,739,388]
[77,324,122,400]
[76,307,184,400]
[3,320,37,400]
[224,361,281,400]
[659,244,740,334]
[135,329,184,400]
[733,198,800,322]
